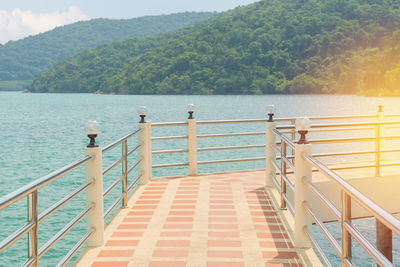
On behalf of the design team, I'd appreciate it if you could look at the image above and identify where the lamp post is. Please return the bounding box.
[267,105,275,122]
[295,117,311,144]
[188,104,195,119]
[139,106,147,123]
[84,120,104,247]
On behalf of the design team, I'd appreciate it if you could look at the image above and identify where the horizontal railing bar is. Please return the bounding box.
[282,193,294,215]
[303,202,341,256]
[152,162,189,168]
[302,177,341,220]
[381,135,400,140]
[304,155,400,235]
[152,122,188,127]
[197,144,265,152]
[38,204,93,258]
[152,135,188,141]
[272,129,295,149]
[103,175,124,198]
[281,174,295,193]
[39,180,93,223]
[198,157,265,165]
[104,194,124,219]
[344,221,393,266]
[0,155,92,210]
[303,226,333,267]
[127,144,141,157]
[344,258,356,267]
[127,159,142,175]
[0,221,35,253]
[385,114,400,118]
[281,156,295,171]
[152,149,188,154]
[309,137,376,144]
[272,144,281,155]
[102,157,123,176]
[21,256,36,267]
[128,174,142,193]
[307,127,376,133]
[102,128,141,153]
[56,229,94,267]
[197,119,267,124]
[276,120,400,130]
[271,160,281,174]
[197,132,265,138]
[272,175,280,191]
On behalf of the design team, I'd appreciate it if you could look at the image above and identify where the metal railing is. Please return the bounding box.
[269,116,400,266]
[0,127,143,266]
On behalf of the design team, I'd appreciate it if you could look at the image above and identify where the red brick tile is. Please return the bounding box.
[208,240,241,247]
[265,264,303,267]
[92,261,129,267]
[179,183,199,185]
[128,211,154,216]
[144,187,166,190]
[149,261,186,267]
[252,217,281,224]
[106,240,139,246]
[247,200,271,205]
[208,217,237,222]
[259,241,293,248]
[209,224,238,230]
[262,251,299,259]
[208,231,240,238]
[173,200,197,204]
[207,250,243,258]
[163,224,193,229]
[256,232,289,239]
[210,187,231,190]
[170,205,196,209]
[138,195,162,199]
[156,240,190,247]
[175,195,198,199]
[160,231,192,237]
[210,191,232,194]
[249,205,274,210]
[135,200,160,204]
[169,211,195,216]
[176,191,198,194]
[251,211,277,216]
[153,250,189,257]
[97,250,134,257]
[112,232,143,238]
[166,217,194,222]
[209,200,234,204]
[254,224,285,231]
[209,195,233,199]
[131,205,158,210]
[117,224,147,230]
[123,217,151,222]
[209,205,235,209]
[208,211,236,216]
[207,262,244,267]
[142,191,164,194]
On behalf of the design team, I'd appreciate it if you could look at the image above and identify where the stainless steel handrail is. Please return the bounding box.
[103,175,124,198]
[127,159,142,175]
[276,120,400,130]
[56,229,94,267]
[127,143,141,156]
[152,162,189,168]
[197,132,265,138]
[153,149,188,154]
[128,174,142,193]
[197,119,267,124]
[0,221,35,253]
[152,135,188,141]
[197,144,264,152]
[304,155,400,235]
[103,157,123,176]
[152,122,188,127]
[102,128,141,153]
[272,129,295,149]
[198,157,264,165]
[303,226,333,267]
[38,180,93,223]
[0,155,92,210]
[104,194,124,219]
[38,204,93,258]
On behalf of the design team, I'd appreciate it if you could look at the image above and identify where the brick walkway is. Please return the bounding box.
[77,171,310,267]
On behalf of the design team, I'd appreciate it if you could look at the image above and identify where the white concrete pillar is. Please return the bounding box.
[85,146,104,247]
[187,118,198,175]
[139,121,152,184]
[265,121,276,187]
[294,142,312,248]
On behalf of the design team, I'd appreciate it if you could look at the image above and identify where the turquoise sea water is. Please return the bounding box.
[1,91,400,266]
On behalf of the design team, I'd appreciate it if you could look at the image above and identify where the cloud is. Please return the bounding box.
[0,6,88,44]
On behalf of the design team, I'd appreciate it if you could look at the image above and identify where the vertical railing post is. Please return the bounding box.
[122,140,128,207]
[376,102,384,176]
[341,191,352,266]
[138,107,151,184]
[27,191,38,266]
[280,141,287,209]
[187,104,197,175]
[294,117,312,248]
[265,105,276,187]
[84,120,104,247]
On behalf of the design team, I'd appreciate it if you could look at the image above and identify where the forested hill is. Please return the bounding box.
[29,0,400,95]
[0,12,215,87]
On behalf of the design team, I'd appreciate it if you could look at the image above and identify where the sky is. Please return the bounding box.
[0,0,259,44]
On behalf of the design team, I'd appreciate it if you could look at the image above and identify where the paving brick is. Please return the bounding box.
[91,261,129,267]
[173,200,197,204]
[256,232,289,239]
[123,217,151,222]
[262,251,299,260]
[209,200,234,204]
[207,262,245,267]
[105,240,139,247]
[166,217,194,222]
[149,261,186,267]
[207,250,243,258]
[112,232,143,238]
[259,241,294,248]
[170,205,196,209]
[153,250,189,257]
[208,231,240,238]
[209,224,238,230]
[208,240,241,247]
[208,217,237,222]
[128,211,154,216]
[169,211,195,216]
[163,224,193,229]
[160,231,192,237]
[117,224,147,230]
[97,250,134,257]
[209,205,235,209]
[156,240,191,247]
[131,205,158,210]
[135,200,160,204]
[208,211,236,216]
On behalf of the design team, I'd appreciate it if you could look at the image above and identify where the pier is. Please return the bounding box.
[1,104,400,266]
